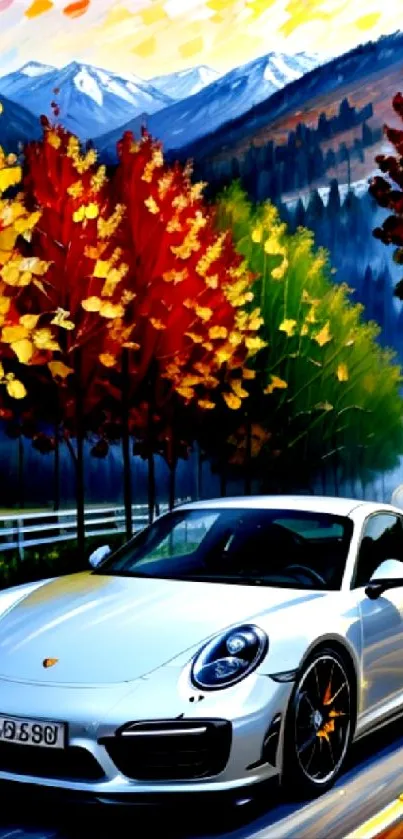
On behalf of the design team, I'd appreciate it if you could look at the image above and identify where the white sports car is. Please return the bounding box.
[0,495,401,805]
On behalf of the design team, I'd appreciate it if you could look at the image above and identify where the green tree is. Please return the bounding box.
[216,184,403,492]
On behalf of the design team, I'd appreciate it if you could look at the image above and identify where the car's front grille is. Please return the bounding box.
[100,719,232,781]
[0,742,105,782]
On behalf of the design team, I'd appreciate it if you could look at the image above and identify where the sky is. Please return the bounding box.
[0,0,401,79]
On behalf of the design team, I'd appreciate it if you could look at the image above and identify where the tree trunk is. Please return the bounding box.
[220,466,227,497]
[121,348,132,539]
[244,413,252,496]
[169,461,176,511]
[53,423,60,512]
[74,350,85,562]
[148,451,156,524]
[17,432,24,510]
[196,444,202,500]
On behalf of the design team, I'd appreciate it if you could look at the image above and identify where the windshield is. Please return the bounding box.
[95,507,353,591]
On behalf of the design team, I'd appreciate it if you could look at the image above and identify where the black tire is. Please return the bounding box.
[282,647,354,799]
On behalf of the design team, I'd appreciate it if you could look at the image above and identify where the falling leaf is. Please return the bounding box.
[25,0,53,17]
[63,0,90,17]
[279,319,297,338]
[313,322,332,347]
[337,363,349,382]
[48,361,74,379]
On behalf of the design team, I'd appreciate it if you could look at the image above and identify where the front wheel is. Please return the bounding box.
[282,648,353,798]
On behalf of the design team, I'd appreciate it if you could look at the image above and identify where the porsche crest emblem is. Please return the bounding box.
[43,658,58,669]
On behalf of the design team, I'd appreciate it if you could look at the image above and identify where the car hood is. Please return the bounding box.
[0,572,322,685]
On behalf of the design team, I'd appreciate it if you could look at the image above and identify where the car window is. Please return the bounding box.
[95,508,353,591]
[352,514,403,588]
[133,513,219,566]
[274,518,345,540]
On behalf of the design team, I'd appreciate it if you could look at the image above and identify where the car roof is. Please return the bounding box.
[176,495,401,518]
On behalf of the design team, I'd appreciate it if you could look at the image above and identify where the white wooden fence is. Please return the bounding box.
[0,503,174,559]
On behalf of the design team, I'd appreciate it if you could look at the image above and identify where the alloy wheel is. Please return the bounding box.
[293,653,351,785]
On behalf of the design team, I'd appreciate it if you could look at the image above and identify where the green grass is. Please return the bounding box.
[0,532,126,591]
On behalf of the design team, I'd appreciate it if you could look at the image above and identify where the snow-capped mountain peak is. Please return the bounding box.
[150,64,221,101]
[18,61,55,78]
[0,60,174,139]
[73,66,103,106]
[101,50,320,155]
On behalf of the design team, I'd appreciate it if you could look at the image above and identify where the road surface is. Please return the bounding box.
[0,721,402,839]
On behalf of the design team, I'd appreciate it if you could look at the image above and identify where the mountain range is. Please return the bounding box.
[0,51,319,153]
[96,51,319,159]
[0,61,173,139]
[0,32,401,179]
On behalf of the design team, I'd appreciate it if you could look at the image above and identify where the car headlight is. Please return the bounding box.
[191,624,268,690]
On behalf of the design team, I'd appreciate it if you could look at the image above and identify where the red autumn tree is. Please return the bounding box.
[370,93,403,299]
[1,122,265,537]
[106,131,265,522]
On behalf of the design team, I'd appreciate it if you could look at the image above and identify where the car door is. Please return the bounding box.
[352,513,403,719]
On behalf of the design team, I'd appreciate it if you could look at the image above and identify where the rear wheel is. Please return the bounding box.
[282,648,353,798]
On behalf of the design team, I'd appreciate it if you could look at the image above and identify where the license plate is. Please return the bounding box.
[0,715,66,749]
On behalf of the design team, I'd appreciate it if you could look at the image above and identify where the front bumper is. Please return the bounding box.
[0,668,293,797]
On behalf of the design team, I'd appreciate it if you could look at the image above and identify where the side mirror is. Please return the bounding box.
[365,559,403,600]
[89,545,111,568]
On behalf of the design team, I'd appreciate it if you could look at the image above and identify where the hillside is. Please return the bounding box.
[0,94,41,152]
[176,30,403,189]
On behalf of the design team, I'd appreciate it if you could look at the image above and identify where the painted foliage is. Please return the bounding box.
[0,0,403,504]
